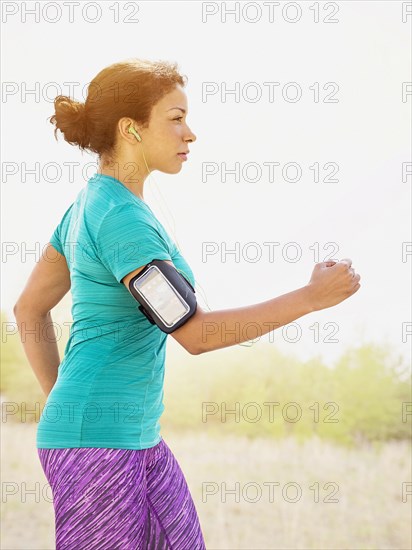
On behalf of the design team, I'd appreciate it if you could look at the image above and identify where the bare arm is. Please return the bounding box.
[172,259,361,355]
[123,258,360,356]
[172,285,314,354]
[13,309,62,397]
[14,244,71,396]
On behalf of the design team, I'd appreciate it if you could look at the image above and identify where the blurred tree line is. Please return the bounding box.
[2,309,411,448]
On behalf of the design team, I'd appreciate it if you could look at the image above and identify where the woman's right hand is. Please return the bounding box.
[306,258,361,312]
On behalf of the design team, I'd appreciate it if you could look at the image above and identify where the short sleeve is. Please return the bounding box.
[97,203,173,283]
[48,202,74,257]
[49,226,64,256]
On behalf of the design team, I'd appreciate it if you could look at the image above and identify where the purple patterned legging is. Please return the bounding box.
[38,438,206,549]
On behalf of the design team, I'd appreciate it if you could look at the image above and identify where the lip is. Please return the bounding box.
[177,153,188,161]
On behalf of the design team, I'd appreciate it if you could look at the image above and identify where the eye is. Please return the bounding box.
[173,117,183,122]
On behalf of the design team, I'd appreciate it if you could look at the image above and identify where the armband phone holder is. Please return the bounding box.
[128,259,197,334]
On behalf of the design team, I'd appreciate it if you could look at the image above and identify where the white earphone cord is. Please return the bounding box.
[138,139,257,348]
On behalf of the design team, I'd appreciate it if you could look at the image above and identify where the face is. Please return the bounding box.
[138,84,196,174]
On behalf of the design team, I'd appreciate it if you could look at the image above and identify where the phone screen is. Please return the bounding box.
[132,266,189,327]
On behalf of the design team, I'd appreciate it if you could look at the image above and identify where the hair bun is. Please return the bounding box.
[49,95,90,150]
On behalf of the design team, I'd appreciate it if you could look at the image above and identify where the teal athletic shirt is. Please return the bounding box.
[36,173,195,450]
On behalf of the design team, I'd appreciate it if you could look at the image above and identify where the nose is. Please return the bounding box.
[185,126,197,144]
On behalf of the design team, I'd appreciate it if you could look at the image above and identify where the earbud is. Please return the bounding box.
[128,126,142,142]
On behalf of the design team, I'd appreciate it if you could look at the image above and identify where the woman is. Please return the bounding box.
[14,58,361,549]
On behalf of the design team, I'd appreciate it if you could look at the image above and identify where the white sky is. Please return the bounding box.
[1,1,411,368]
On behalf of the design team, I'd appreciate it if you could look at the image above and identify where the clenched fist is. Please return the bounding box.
[306,258,361,312]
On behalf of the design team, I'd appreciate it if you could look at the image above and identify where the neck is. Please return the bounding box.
[97,157,148,201]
